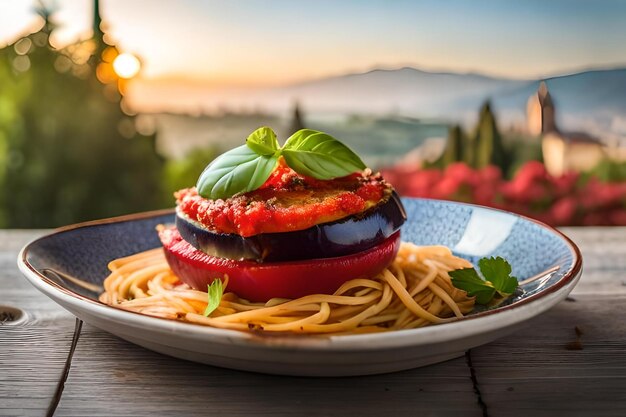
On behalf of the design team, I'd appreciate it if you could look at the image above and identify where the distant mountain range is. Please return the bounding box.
[129,66,626,142]
[271,67,528,115]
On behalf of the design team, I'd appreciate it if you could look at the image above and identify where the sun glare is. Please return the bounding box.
[113,53,140,79]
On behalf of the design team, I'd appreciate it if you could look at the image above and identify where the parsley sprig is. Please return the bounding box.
[196,127,366,200]
[449,257,519,305]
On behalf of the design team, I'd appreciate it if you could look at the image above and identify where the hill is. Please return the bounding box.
[128,66,626,140]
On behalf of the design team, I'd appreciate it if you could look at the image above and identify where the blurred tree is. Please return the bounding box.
[587,158,626,183]
[462,127,476,167]
[441,124,465,167]
[505,132,543,177]
[430,101,514,175]
[287,102,305,136]
[163,147,218,195]
[428,124,466,169]
[473,101,509,172]
[0,4,165,228]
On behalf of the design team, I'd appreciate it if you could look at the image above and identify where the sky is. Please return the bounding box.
[1,0,626,86]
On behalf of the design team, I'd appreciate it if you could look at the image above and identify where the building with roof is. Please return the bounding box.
[528,82,605,176]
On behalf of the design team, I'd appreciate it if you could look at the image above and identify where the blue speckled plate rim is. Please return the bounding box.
[19,200,582,331]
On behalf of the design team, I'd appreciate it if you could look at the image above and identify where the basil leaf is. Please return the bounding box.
[246,126,279,156]
[203,279,224,317]
[196,145,278,200]
[281,129,366,179]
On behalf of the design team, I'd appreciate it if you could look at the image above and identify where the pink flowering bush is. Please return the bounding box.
[382,161,626,226]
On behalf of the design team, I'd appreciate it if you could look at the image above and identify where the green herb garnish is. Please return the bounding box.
[196,127,366,199]
[281,129,367,180]
[245,126,279,156]
[203,279,224,317]
[196,145,277,201]
[449,256,518,305]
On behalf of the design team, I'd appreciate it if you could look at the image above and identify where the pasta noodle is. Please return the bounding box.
[99,243,475,335]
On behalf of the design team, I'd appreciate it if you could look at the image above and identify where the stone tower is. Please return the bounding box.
[527,81,557,136]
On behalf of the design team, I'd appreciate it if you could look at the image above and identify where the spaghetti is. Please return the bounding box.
[99,243,475,335]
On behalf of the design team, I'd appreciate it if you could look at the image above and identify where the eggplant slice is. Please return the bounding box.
[176,191,407,262]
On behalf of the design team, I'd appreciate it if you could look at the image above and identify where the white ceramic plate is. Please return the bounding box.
[18,199,582,376]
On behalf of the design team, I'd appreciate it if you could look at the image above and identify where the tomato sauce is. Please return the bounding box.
[176,164,389,237]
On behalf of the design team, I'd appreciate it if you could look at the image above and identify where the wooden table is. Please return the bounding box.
[1,228,625,417]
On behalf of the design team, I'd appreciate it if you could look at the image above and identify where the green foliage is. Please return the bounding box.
[445,125,465,165]
[0,19,165,227]
[506,135,543,178]
[163,147,218,194]
[431,124,466,168]
[474,101,509,172]
[463,128,477,167]
[434,101,522,177]
[587,158,626,183]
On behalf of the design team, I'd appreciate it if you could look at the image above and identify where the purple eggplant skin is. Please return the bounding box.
[175,191,407,263]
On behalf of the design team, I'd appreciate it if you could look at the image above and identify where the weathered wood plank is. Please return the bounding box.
[471,294,626,417]
[560,227,626,295]
[0,230,44,252]
[0,231,46,290]
[1,227,625,416]
[0,230,76,417]
[0,290,77,416]
[54,323,482,417]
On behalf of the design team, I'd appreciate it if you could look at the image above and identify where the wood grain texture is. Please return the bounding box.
[1,227,625,416]
[55,323,482,417]
[0,230,77,417]
[0,290,76,416]
[471,294,626,417]
[0,230,44,252]
[560,227,626,295]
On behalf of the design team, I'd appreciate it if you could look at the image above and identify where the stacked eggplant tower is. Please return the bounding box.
[160,163,406,302]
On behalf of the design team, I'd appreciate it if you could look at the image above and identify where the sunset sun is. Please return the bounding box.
[113,53,140,79]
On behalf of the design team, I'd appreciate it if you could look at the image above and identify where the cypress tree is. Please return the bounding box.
[463,129,476,167]
[441,124,465,167]
[287,102,305,136]
[473,101,508,171]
